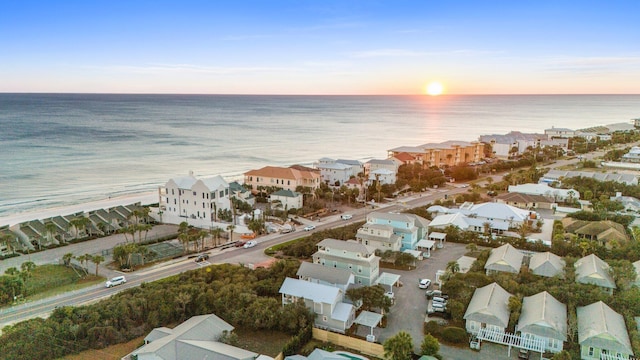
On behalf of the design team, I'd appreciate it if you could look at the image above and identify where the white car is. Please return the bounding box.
[243,240,257,248]
[105,275,126,288]
[418,278,432,289]
[340,214,353,220]
[303,225,316,231]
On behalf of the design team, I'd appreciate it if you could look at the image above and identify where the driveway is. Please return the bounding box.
[364,241,523,360]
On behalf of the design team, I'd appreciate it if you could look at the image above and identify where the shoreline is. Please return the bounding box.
[0,191,158,228]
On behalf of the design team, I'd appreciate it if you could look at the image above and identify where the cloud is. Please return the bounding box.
[350,49,427,58]
[95,63,293,75]
[545,56,640,73]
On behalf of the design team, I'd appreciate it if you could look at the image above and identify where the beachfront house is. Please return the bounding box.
[478,131,546,159]
[428,202,536,231]
[517,291,567,354]
[544,126,575,138]
[362,211,430,251]
[574,254,616,294]
[365,159,398,185]
[312,238,380,286]
[387,140,485,168]
[243,165,320,193]
[484,244,525,275]
[131,313,268,360]
[160,174,230,222]
[577,301,634,360]
[494,192,555,210]
[464,282,512,335]
[279,277,355,333]
[541,170,639,186]
[528,252,565,278]
[315,158,355,186]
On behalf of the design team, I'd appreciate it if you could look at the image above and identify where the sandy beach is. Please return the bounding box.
[0,191,159,228]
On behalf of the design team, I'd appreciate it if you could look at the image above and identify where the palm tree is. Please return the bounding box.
[375,173,382,203]
[68,217,90,240]
[62,252,74,267]
[44,222,58,245]
[446,260,460,274]
[178,233,190,253]
[383,331,413,360]
[210,227,223,247]
[226,224,236,243]
[90,255,105,276]
[1,233,15,255]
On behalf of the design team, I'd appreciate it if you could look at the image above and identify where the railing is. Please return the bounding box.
[476,327,545,353]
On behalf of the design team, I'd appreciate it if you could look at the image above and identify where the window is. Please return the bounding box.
[219,190,224,198]
[322,316,328,322]
[193,191,196,196]
[314,302,322,314]
[203,203,205,209]
[588,347,594,357]
[171,189,174,195]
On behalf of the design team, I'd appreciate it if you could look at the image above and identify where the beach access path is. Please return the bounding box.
[0,224,179,278]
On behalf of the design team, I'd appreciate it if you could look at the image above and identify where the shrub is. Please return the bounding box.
[423,321,442,336]
[440,326,467,344]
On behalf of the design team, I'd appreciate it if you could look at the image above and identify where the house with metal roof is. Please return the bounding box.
[529,252,565,278]
[279,277,355,333]
[508,183,580,202]
[517,291,567,353]
[365,159,399,185]
[541,170,639,186]
[428,202,536,231]
[131,313,267,360]
[363,212,430,251]
[315,158,356,186]
[296,262,355,292]
[485,244,525,275]
[312,239,380,286]
[574,254,616,293]
[577,301,634,360]
[610,192,640,214]
[544,126,575,138]
[464,282,513,335]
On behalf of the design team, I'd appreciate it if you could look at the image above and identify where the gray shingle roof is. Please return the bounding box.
[485,244,524,274]
[529,252,565,278]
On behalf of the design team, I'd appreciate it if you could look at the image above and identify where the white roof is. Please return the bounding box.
[354,311,384,328]
[509,183,579,199]
[578,301,633,355]
[331,302,354,322]
[416,239,436,248]
[517,291,567,341]
[464,282,512,329]
[429,202,533,222]
[279,277,340,304]
[403,249,422,258]
[317,162,351,170]
[170,175,198,189]
[317,238,373,255]
[199,175,228,190]
[429,213,470,229]
[375,272,401,288]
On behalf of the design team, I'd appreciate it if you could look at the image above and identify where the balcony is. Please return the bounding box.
[476,327,545,353]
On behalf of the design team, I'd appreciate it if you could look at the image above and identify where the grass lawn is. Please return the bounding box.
[234,328,292,356]
[16,264,105,304]
[58,336,144,360]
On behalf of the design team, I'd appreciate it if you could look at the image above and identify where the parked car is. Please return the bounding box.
[425,289,449,299]
[243,240,257,248]
[303,225,316,231]
[194,254,209,262]
[432,296,448,305]
[235,241,246,247]
[418,278,432,289]
[105,276,126,288]
[518,349,531,359]
[341,214,353,220]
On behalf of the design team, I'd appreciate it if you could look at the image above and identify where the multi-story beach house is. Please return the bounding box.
[428,202,536,233]
[160,174,230,221]
[315,158,355,186]
[243,165,320,193]
[361,212,430,251]
[545,126,575,138]
[387,140,485,168]
[365,159,398,185]
[279,277,355,333]
[577,301,634,360]
[355,223,402,252]
[621,146,640,163]
[508,183,580,203]
[478,131,547,159]
[296,261,355,293]
[269,189,303,210]
[312,238,380,286]
[516,291,567,354]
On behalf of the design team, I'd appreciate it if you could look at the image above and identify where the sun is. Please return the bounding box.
[426,82,444,96]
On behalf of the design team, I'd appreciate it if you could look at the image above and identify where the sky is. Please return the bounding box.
[1,0,639,95]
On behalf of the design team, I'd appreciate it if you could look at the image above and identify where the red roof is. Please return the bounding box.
[393,152,416,162]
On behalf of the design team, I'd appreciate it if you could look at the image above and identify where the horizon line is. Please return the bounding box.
[2,92,640,96]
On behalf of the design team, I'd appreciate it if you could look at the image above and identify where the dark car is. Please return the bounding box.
[235,241,246,247]
[195,254,209,262]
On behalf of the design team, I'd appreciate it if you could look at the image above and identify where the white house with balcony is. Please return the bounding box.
[296,262,355,293]
[355,223,402,252]
[464,282,512,335]
[312,239,380,286]
[315,158,354,186]
[160,174,230,223]
[365,159,399,185]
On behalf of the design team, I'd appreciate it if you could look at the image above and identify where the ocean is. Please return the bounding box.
[1,93,639,217]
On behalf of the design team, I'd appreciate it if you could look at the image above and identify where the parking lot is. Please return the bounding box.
[362,242,523,359]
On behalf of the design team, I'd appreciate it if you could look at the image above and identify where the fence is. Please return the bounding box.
[312,328,384,359]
